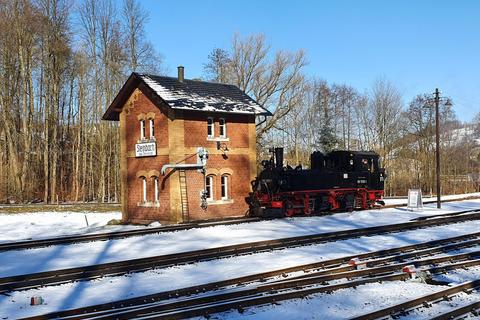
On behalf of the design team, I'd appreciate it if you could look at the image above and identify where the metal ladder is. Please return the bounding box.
[178,170,189,223]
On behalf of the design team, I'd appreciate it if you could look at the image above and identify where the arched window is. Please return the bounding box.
[141,176,147,203]
[149,119,155,140]
[153,176,159,203]
[207,117,214,139]
[221,174,229,200]
[140,119,146,140]
[219,118,226,138]
[205,175,214,201]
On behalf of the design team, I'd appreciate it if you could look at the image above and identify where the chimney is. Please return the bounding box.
[177,66,184,83]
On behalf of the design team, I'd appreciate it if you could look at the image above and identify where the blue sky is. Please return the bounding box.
[142,0,480,121]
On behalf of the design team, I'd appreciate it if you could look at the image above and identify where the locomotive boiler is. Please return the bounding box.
[249,148,386,217]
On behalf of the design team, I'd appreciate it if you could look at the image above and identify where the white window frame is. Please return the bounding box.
[149,119,155,140]
[140,120,146,140]
[141,177,147,203]
[153,176,159,203]
[221,175,229,200]
[207,117,214,139]
[205,175,214,201]
[219,118,226,138]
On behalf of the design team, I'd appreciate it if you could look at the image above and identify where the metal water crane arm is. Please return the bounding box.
[160,147,209,176]
[161,163,205,175]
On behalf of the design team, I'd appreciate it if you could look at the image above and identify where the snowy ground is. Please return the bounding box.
[1,200,480,277]
[2,221,480,318]
[207,271,480,320]
[0,192,478,243]
[1,196,480,318]
[0,211,130,242]
[383,191,480,206]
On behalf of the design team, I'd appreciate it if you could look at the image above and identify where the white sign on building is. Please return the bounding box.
[407,189,423,210]
[135,142,156,157]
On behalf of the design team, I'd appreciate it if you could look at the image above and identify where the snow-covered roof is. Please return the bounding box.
[103,73,271,121]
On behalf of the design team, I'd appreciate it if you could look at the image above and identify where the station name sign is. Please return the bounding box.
[135,141,156,157]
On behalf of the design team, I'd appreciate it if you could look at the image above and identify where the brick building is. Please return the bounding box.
[103,67,270,224]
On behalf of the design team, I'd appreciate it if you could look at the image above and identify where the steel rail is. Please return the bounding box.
[255,253,480,292]
[430,300,480,320]
[276,237,480,283]
[351,280,480,320]
[1,201,478,253]
[63,259,480,320]
[0,216,261,252]
[23,234,480,320]
[20,276,412,320]
[4,211,480,295]
[410,208,480,221]
[3,212,480,295]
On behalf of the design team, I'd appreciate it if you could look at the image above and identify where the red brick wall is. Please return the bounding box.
[122,88,255,224]
[181,111,253,220]
[183,112,252,149]
[125,89,169,152]
[124,89,171,224]
[127,155,170,223]
[184,154,251,220]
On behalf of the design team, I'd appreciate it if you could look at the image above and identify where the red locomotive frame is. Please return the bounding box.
[254,188,384,217]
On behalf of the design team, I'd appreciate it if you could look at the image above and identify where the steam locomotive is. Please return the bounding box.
[249,148,386,217]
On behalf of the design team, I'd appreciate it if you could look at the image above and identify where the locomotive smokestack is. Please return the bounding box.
[275,147,284,168]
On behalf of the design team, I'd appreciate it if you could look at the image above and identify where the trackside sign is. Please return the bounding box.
[135,142,156,157]
[407,189,423,210]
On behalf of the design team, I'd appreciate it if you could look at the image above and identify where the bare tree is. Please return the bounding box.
[122,0,162,73]
[0,0,161,203]
[203,48,231,83]
[203,34,308,141]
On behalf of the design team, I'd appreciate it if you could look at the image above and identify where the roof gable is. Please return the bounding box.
[103,73,271,121]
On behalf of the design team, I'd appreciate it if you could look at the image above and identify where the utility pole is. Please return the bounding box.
[434,88,441,209]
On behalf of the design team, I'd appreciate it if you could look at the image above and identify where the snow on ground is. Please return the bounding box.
[383,192,480,206]
[1,220,480,318]
[1,196,480,318]
[0,211,128,242]
[0,193,478,243]
[203,274,480,320]
[1,199,480,278]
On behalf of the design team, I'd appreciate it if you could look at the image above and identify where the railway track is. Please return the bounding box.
[23,231,480,319]
[99,260,480,320]
[432,300,480,320]
[2,211,480,295]
[0,216,261,252]
[352,280,480,320]
[1,199,478,253]
[409,208,480,221]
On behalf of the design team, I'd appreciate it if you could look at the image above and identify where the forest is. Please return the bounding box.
[1,0,479,204]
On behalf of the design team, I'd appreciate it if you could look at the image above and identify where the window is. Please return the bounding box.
[360,158,370,172]
[207,117,214,138]
[149,119,155,139]
[153,176,159,202]
[140,120,146,140]
[221,175,229,200]
[205,175,214,201]
[141,176,147,203]
[219,118,226,138]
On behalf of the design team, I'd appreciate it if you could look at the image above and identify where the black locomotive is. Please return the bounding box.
[249,148,386,217]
